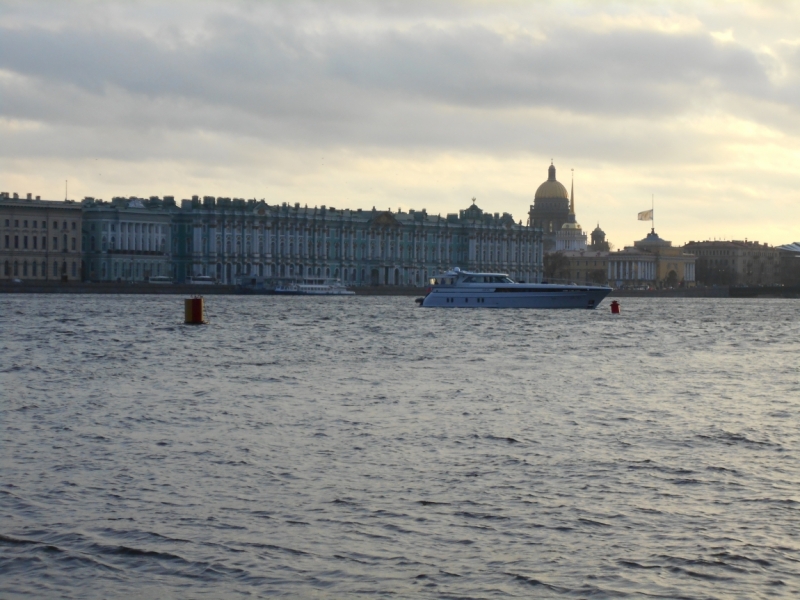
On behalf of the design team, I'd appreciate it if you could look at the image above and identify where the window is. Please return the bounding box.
[15,220,19,227]
[53,221,58,229]
[4,235,7,249]
[33,236,38,249]
[53,237,58,250]
[72,238,76,251]
[4,219,8,227]
[72,262,77,276]
[3,261,8,275]
[23,236,28,249]
[32,261,37,276]
[24,220,28,228]
[14,235,18,249]
[41,261,45,275]
[72,222,76,230]
[42,237,46,249]
[13,261,18,276]
[33,221,37,229]
[23,261,28,276]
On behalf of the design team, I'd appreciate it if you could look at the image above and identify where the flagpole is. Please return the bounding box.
[651,194,654,234]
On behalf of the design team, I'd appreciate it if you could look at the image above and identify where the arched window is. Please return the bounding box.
[3,261,9,276]
[22,261,28,276]
[13,261,18,276]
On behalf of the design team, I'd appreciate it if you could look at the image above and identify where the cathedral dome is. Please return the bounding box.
[534,163,568,200]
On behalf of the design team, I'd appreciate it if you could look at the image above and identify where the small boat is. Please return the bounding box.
[274,278,355,296]
[185,275,216,285]
[417,268,611,309]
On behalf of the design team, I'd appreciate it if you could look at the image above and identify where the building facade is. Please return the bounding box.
[1,192,83,281]
[607,230,695,289]
[172,197,543,285]
[561,250,609,284]
[683,240,781,286]
[82,197,174,282]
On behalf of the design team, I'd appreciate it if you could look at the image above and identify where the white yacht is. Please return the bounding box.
[417,268,611,309]
[274,278,355,296]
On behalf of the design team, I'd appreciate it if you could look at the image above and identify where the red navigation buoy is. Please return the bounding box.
[184,296,208,325]
[610,300,620,314]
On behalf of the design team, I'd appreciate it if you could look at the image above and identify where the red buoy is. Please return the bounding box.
[184,296,208,324]
[610,300,620,314]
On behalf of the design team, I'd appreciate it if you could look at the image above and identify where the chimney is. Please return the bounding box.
[27,193,32,200]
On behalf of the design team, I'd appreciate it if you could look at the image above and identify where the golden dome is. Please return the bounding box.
[534,164,568,200]
[561,221,582,230]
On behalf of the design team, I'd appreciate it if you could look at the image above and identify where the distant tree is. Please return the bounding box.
[665,270,679,288]
[543,252,570,281]
[781,254,800,286]
[588,269,607,285]
[697,261,737,286]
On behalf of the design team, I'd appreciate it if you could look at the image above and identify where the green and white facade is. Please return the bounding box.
[171,197,543,285]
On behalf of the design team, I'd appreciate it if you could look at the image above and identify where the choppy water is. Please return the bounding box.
[1,295,799,599]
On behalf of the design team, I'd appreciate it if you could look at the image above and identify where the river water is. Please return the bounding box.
[1,295,799,598]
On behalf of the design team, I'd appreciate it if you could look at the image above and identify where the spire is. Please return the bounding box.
[569,169,575,215]
[548,162,556,181]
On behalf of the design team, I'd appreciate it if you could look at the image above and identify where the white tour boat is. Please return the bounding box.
[274,278,355,296]
[417,268,611,309]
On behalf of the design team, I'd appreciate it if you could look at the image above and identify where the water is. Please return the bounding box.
[1,295,799,599]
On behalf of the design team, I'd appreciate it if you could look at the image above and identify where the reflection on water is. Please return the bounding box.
[1,295,799,598]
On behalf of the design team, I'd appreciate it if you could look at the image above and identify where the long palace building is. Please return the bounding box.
[172,197,543,285]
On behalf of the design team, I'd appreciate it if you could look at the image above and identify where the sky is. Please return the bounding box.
[2,0,800,247]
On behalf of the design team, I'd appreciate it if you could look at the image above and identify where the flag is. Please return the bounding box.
[638,209,653,221]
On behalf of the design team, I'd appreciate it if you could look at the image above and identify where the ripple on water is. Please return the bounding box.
[1,295,799,598]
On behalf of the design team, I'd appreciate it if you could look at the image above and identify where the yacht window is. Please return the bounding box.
[501,277,514,283]
[463,276,476,283]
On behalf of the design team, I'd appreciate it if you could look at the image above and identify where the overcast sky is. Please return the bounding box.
[2,1,799,246]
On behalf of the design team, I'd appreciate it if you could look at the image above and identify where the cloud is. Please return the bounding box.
[1,1,800,245]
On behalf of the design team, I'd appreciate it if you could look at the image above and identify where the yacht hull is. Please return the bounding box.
[421,285,611,309]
